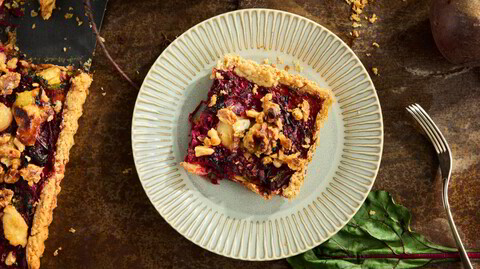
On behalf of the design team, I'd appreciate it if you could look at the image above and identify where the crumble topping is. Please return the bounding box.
[5,251,16,265]
[3,205,28,247]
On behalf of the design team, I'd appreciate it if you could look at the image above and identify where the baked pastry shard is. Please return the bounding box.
[0,37,92,268]
[181,55,334,199]
[39,0,56,20]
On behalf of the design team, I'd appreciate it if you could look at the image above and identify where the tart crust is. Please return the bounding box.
[183,55,333,199]
[26,72,92,269]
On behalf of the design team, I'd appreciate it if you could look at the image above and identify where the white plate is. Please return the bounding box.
[132,8,383,260]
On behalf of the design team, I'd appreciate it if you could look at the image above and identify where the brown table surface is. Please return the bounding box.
[41,0,479,268]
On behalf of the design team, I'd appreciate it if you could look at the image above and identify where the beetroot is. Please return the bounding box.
[430,0,480,66]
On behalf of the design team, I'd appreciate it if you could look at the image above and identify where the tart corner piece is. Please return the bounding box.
[181,55,334,200]
[0,37,92,269]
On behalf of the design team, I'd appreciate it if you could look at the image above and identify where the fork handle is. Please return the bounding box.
[443,177,473,269]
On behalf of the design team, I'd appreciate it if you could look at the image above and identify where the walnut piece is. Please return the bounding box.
[12,138,24,152]
[19,164,43,186]
[0,189,13,208]
[204,128,221,147]
[2,158,21,184]
[252,84,258,95]
[217,107,237,125]
[208,94,217,107]
[246,109,260,118]
[194,146,215,157]
[278,151,303,171]
[6,58,18,70]
[2,205,28,247]
[279,133,293,150]
[0,134,11,145]
[0,72,21,96]
[301,100,310,122]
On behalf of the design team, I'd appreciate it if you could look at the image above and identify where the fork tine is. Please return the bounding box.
[406,105,441,154]
[410,104,444,153]
[413,104,449,153]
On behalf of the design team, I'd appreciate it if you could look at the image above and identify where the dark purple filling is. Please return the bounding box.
[184,69,324,195]
[0,48,71,268]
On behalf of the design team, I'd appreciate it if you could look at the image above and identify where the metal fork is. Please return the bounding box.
[406,103,473,269]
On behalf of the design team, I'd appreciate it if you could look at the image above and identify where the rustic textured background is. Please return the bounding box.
[41,0,479,268]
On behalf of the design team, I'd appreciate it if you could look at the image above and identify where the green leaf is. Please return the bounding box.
[287,190,471,269]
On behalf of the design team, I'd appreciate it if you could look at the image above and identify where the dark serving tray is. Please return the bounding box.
[1,0,108,68]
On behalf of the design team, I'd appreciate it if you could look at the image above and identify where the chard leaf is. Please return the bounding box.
[287,191,479,269]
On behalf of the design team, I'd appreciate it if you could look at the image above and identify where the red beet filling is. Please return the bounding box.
[184,69,324,195]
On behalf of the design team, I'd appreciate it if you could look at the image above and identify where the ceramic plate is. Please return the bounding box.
[132,8,383,260]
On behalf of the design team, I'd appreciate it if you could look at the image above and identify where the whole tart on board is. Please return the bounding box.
[181,55,334,200]
[0,36,91,268]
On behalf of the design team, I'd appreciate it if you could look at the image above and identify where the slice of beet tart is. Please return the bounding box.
[181,55,334,200]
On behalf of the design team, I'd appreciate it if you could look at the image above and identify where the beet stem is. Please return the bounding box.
[83,0,140,90]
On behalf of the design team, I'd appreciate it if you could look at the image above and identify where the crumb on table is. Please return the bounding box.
[53,247,62,257]
[293,60,303,72]
[352,22,362,28]
[69,228,76,233]
[372,42,380,48]
[122,168,133,174]
[369,14,378,23]
[372,67,379,76]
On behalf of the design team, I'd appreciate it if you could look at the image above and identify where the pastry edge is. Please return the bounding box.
[26,72,92,269]
[182,55,334,200]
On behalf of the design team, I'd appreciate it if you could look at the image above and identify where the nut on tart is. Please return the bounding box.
[181,55,334,199]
